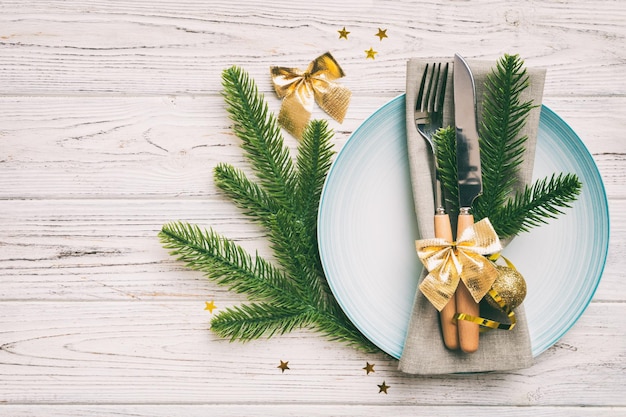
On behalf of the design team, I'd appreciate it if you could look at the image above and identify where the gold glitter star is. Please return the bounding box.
[278,360,290,373]
[204,300,216,313]
[378,381,390,394]
[365,47,378,60]
[363,362,375,375]
[338,27,350,40]
[375,28,388,41]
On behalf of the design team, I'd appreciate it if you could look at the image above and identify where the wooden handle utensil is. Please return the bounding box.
[456,212,480,353]
[434,213,458,350]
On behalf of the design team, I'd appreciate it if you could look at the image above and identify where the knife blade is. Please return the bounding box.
[454,53,483,212]
[453,53,482,353]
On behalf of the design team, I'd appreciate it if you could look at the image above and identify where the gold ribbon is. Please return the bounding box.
[270,52,351,139]
[416,218,503,311]
[456,288,517,331]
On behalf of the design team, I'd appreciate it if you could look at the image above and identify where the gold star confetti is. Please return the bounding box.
[365,47,378,60]
[378,381,390,394]
[278,360,290,373]
[204,300,216,313]
[338,27,350,40]
[363,362,375,375]
[375,28,388,41]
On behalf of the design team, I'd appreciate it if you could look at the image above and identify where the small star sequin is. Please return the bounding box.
[365,47,378,60]
[377,381,390,394]
[363,362,375,375]
[204,300,217,313]
[278,360,290,373]
[338,27,350,40]
[375,28,388,41]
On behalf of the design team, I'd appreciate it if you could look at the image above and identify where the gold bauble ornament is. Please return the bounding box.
[485,265,527,310]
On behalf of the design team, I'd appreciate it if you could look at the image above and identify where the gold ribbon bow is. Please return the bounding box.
[270,52,351,139]
[416,218,503,311]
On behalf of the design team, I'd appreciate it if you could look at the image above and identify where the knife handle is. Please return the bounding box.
[456,212,480,353]
[434,213,459,350]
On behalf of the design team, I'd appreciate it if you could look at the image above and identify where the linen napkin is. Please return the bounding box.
[398,58,546,375]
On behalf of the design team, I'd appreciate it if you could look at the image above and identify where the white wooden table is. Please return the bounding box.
[1,1,624,415]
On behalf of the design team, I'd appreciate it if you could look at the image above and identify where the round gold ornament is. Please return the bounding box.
[485,265,527,310]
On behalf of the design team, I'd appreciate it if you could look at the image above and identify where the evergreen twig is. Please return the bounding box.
[490,173,582,236]
[433,126,459,216]
[473,54,535,222]
[160,66,378,352]
[221,66,296,208]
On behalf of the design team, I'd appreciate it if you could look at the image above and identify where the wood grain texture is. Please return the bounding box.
[0,405,624,417]
[0,0,624,414]
[0,1,624,97]
[0,302,623,406]
[0,97,623,199]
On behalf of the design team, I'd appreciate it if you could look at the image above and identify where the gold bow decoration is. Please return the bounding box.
[270,52,351,139]
[416,218,503,311]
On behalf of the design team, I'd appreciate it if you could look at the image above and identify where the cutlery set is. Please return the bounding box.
[415,53,483,353]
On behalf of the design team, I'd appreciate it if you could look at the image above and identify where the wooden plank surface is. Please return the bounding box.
[0,302,623,406]
[1,0,624,414]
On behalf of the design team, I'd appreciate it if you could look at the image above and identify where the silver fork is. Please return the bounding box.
[415,62,449,214]
[414,61,459,351]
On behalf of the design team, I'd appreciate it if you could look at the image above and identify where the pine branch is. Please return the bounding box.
[159,222,299,303]
[296,119,335,230]
[473,54,536,221]
[294,120,336,301]
[222,66,296,208]
[213,162,280,226]
[490,173,582,237]
[210,302,316,341]
[433,126,459,216]
[160,67,377,352]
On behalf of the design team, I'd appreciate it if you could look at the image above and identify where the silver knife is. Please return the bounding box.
[453,53,483,353]
[454,53,483,215]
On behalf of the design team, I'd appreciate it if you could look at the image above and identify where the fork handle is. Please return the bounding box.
[434,213,459,350]
[456,213,480,353]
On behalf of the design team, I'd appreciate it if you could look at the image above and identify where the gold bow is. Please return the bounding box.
[270,52,351,139]
[416,218,503,311]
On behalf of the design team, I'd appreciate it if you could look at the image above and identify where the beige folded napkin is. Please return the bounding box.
[398,58,546,375]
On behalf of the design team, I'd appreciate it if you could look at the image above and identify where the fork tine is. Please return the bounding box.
[428,63,441,113]
[416,63,429,112]
[434,62,449,113]
[416,61,448,130]
[424,63,437,113]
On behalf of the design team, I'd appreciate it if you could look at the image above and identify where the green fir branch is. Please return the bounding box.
[221,66,296,208]
[294,120,336,294]
[265,209,338,314]
[213,162,279,225]
[473,54,536,221]
[210,302,316,341]
[296,120,335,244]
[489,173,582,237]
[159,222,299,304]
[433,126,459,216]
[160,66,378,352]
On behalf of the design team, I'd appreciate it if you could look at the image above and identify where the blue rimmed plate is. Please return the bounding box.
[318,95,609,358]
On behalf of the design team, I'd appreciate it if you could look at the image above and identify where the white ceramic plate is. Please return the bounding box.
[318,95,609,358]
